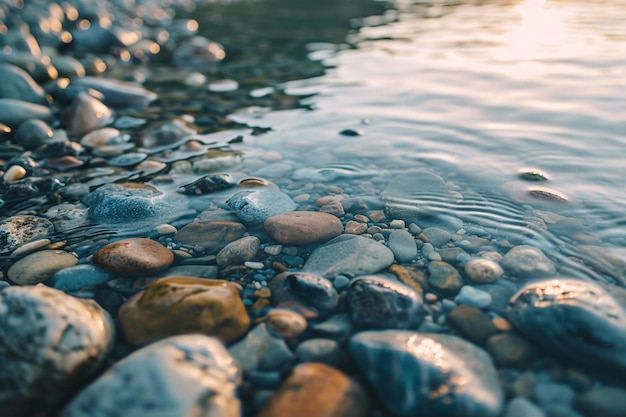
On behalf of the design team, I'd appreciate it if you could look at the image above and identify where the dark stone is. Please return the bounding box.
[447,304,498,344]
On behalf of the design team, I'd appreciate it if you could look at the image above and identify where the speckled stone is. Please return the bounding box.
[0,215,54,254]
[8,250,78,285]
[499,245,556,278]
[257,363,370,417]
[118,277,250,346]
[94,238,173,277]
[350,330,503,417]
[216,236,260,267]
[464,258,503,284]
[302,235,394,277]
[174,220,246,254]
[60,335,241,417]
[508,278,626,375]
[264,211,343,245]
[428,261,463,296]
[0,286,114,417]
[387,229,418,262]
[347,276,424,330]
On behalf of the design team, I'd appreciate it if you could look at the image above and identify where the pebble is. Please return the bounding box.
[7,250,78,285]
[0,98,54,128]
[347,276,425,329]
[575,386,626,417]
[266,308,308,339]
[534,382,576,408]
[295,338,344,367]
[319,199,345,217]
[226,186,296,223]
[508,278,626,376]
[0,63,47,104]
[388,229,418,262]
[154,223,177,235]
[464,257,503,283]
[13,119,54,148]
[503,397,546,417]
[302,235,394,277]
[312,314,356,343]
[344,219,367,234]
[427,260,464,296]
[0,215,54,254]
[229,322,294,373]
[447,304,498,344]
[216,236,260,267]
[485,333,537,367]
[60,335,241,417]
[94,238,173,277]
[10,238,51,258]
[286,272,339,311]
[264,211,343,245]
[63,92,113,135]
[421,227,452,247]
[174,220,246,254]
[454,285,492,308]
[118,277,250,346]
[50,264,115,292]
[349,330,503,417]
[257,363,370,417]
[499,245,556,278]
[0,286,114,417]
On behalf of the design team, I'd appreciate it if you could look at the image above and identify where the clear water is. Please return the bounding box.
[223,0,626,280]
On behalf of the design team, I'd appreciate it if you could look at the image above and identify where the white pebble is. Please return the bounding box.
[390,219,405,229]
[244,261,264,270]
[154,224,177,235]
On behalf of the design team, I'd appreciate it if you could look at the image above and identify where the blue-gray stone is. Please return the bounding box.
[295,338,343,367]
[503,397,546,417]
[499,245,556,278]
[349,330,503,417]
[387,230,417,262]
[226,188,296,223]
[422,227,452,247]
[229,323,294,373]
[507,278,626,376]
[287,272,338,311]
[302,235,394,277]
[454,285,492,309]
[51,264,114,292]
[0,63,47,104]
[347,276,424,329]
[0,98,53,129]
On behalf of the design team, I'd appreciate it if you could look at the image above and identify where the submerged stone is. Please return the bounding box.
[499,245,556,278]
[0,215,54,254]
[226,187,296,223]
[349,330,503,417]
[93,238,173,277]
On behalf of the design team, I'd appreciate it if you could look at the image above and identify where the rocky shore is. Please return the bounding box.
[1,1,626,417]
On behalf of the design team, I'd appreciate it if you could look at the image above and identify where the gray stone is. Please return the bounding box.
[311,314,356,343]
[464,258,503,284]
[428,261,464,296]
[0,63,47,104]
[387,229,417,262]
[229,323,294,373]
[51,264,115,292]
[347,276,424,329]
[0,215,54,254]
[8,250,79,285]
[349,330,503,417]
[499,245,556,278]
[422,227,452,247]
[503,397,546,417]
[454,285,492,309]
[0,286,114,417]
[508,278,626,375]
[302,235,394,277]
[575,386,626,417]
[226,188,296,223]
[534,382,575,408]
[216,236,260,267]
[287,272,338,311]
[295,338,343,367]
[0,98,53,128]
[60,335,240,417]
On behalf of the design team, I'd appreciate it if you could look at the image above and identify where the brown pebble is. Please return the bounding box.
[94,238,173,277]
[257,363,370,417]
[447,304,498,345]
[389,264,426,294]
[492,317,513,332]
[264,211,343,245]
[266,308,307,338]
[254,287,272,299]
[251,298,270,311]
[485,333,538,367]
[174,220,246,253]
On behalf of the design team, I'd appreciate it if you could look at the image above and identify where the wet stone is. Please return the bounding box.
[50,264,115,293]
[499,245,556,278]
[302,235,395,277]
[93,238,173,277]
[59,335,241,417]
[226,187,296,223]
[66,77,157,109]
[421,227,452,247]
[118,277,250,346]
[387,229,418,262]
[508,278,626,375]
[295,338,344,367]
[454,285,492,309]
[287,272,339,311]
[347,276,424,330]
[0,286,114,417]
[8,250,78,285]
[0,215,54,253]
[575,386,626,417]
[428,260,464,296]
[174,220,246,254]
[464,257,503,284]
[63,92,113,135]
[503,397,546,417]
[485,333,538,368]
[216,236,260,268]
[349,330,503,417]
[257,362,370,417]
[264,211,343,245]
[447,304,498,345]
[13,119,54,148]
[229,322,294,373]
[266,308,308,339]
[0,63,48,104]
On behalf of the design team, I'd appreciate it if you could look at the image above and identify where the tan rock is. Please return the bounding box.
[257,362,370,417]
[174,220,246,253]
[93,238,173,277]
[8,250,78,285]
[264,211,343,245]
[266,308,307,339]
[216,236,260,267]
[118,276,250,346]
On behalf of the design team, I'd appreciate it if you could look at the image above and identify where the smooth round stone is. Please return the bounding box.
[347,276,424,329]
[94,238,173,277]
[464,257,503,284]
[349,330,503,417]
[0,215,54,254]
[499,245,556,278]
[216,236,260,268]
[118,277,250,346]
[50,264,114,292]
[10,238,50,258]
[63,92,113,135]
[266,308,308,339]
[287,272,339,311]
[428,260,464,296]
[226,187,296,223]
[174,220,246,254]
[80,127,122,148]
[454,285,492,309]
[507,278,626,375]
[8,250,78,285]
[228,322,294,373]
[387,229,418,262]
[422,227,452,247]
[264,211,343,245]
[302,235,395,277]
[503,397,546,417]
[575,387,626,417]
[295,338,343,367]
[67,77,158,109]
[0,63,47,104]
[59,335,241,417]
[0,286,114,417]
[257,363,370,417]
[108,152,147,167]
[447,304,498,345]
[485,333,537,367]
[0,99,53,129]
[13,119,54,148]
